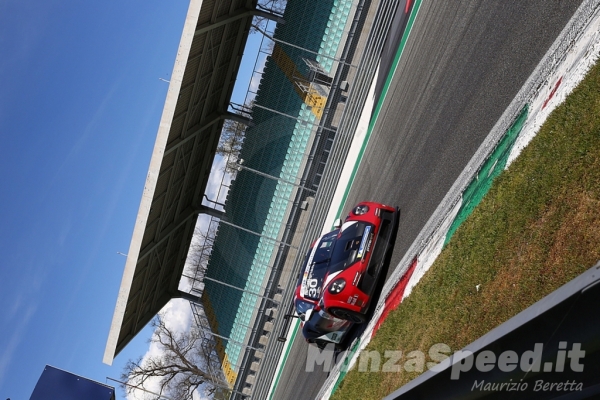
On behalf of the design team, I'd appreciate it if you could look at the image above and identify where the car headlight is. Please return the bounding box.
[328,278,346,294]
[353,204,369,215]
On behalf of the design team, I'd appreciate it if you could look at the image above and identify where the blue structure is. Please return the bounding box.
[30,365,115,400]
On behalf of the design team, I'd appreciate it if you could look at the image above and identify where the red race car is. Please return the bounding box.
[294,201,399,325]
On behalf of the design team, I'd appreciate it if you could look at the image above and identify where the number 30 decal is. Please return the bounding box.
[307,278,319,297]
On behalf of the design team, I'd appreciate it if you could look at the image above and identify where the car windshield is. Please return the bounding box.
[312,231,337,263]
[328,221,373,273]
[313,243,332,263]
[296,231,338,284]
[295,230,339,301]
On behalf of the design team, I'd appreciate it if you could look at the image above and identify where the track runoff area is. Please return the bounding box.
[269,0,600,398]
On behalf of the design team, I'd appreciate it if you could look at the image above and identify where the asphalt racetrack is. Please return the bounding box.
[272,1,584,399]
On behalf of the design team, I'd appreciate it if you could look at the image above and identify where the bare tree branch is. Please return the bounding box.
[185,222,218,289]
[216,100,254,175]
[252,0,287,33]
[121,315,230,400]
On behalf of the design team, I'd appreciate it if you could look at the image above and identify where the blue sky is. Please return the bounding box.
[0,1,262,398]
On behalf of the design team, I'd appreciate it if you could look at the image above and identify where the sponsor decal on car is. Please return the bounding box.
[357,226,372,259]
[352,271,361,286]
[301,264,322,300]
[365,232,374,253]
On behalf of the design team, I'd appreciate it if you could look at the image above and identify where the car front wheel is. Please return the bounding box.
[329,307,366,324]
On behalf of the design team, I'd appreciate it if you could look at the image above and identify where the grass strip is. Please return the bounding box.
[331,60,600,400]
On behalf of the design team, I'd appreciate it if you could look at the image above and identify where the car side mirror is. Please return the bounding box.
[333,218,342,229]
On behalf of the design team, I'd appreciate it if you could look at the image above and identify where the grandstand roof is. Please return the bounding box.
[103,0,269,365]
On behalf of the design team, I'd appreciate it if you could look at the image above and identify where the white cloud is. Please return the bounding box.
[126,299,193,400]
[249,51,268,95]
[161,299,193,333]
[203,155,232,208]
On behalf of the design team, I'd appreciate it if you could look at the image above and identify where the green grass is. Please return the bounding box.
[331,60,600,400]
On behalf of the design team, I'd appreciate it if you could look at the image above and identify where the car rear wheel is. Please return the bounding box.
[329,307,366,324]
